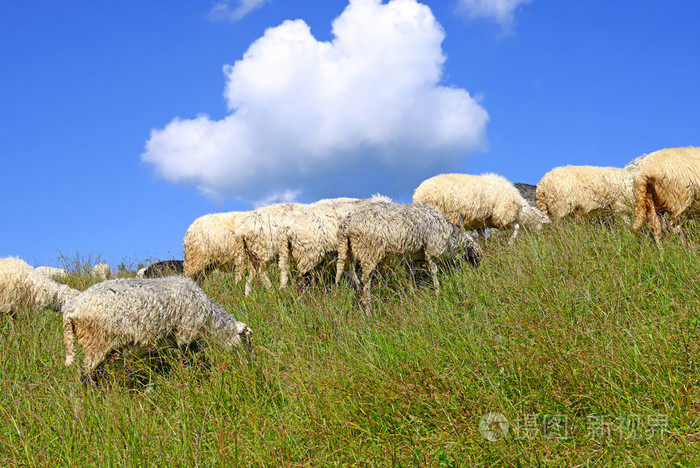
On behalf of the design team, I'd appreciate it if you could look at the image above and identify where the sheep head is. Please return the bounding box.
[519,203,550,230]
[450,228,482,268]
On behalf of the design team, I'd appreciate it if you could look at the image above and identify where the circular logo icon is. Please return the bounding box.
[479,412,509,441]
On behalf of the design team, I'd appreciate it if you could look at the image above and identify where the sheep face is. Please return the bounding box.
[520,204,550,230]
[450,229,482,268]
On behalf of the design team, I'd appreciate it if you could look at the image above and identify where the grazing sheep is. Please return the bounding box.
[0,257,79,315]
[632,146,700,248]
[335,202,481,315]
[233,202,300,296]
[413,173,548,244]
[285,196,395,288]
[536,165,634,220]
[36,266,69,280]
[63,276,254,385]
[514,183,538,208]
[236,196,394,296]
[137,260,184,278]
[91,263,111,282]
[183,211,249,280]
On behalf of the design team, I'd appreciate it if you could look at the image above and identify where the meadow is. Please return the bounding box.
[1,220,699,466]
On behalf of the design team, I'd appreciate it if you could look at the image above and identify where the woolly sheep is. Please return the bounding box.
[632,146,700,248]
[413,173,548,244]
[335,202,482,316]
[236,196,393,296]
[183,211,249,280]
[36,266,69,280]
[137,260,184,278]
[91,263,111,282]
[0,257,79,315]
[284,196,396,288]
[233,202,300,296]
[63,276,253,385]
[536,165,634,220]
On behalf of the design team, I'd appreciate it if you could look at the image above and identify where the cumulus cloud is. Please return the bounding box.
[209,0,270,21]
[455,0,532,29]
[143,0,489,205]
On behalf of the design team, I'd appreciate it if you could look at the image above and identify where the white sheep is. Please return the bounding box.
[183,211,249,281]
[63,276,253,385]
[284,196,396,288]
[232,202,300,296]
[335,202,482,316]
[91,263,111,282]
[413,173,549,244]
[235,196,393,296]
[536,165,635,220]
[36,266,69,280]
[0,257,79,315]
[632,146,700,248]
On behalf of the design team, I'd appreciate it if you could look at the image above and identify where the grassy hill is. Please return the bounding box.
[1,220,699,466]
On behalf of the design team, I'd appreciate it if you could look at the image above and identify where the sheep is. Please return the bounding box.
[335,202,482,316]
[413,173,549,244]
[233,202,300,296]
[183,211,248,281]
[536,165,634,220]
[36,266,69,280]
[63,276,254,385]
[284,196,396,287]
[632,146,700,248]
[137,260,184,278]
[235,196,393,296]
[0,257,79,315]
[91,263,111,282]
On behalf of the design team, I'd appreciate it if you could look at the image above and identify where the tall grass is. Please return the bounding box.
[1,221,699,465]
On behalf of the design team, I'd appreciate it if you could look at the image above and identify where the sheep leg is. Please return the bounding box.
[407,259,416,293]
[649,203,664,249]
[244,262,257,297]
[362,273,373,318]
[335,238,349,285]
[260,265,273,290]
[81,350,108,387]
[508,222,520,245]
[278,244,290,290]
[427,256,440,296]
[359,258,379,317]
[347,260,361,294]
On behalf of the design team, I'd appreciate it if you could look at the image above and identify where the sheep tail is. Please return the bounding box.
[632,174,650,231]
[335,232,350,285]
[535,187,550,218]
[63,316,76,367]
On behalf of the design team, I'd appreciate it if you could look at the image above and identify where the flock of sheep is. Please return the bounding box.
[1,146,697,385]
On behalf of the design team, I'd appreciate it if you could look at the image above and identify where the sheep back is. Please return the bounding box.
[412,173,529,230]
[536,165,634,218]
[183,211,248,279]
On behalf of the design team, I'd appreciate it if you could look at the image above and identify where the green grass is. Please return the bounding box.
[2,220,699,466]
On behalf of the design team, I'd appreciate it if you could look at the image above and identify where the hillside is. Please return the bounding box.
[1,220,698,465]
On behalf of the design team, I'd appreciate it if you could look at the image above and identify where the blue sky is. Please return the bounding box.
[1,0,698,268]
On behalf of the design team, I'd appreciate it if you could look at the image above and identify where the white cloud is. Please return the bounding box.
[143,0,489,205]
[209,0,270,21]
[455,0,532,29]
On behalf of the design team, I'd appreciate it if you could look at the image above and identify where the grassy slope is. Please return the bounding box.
[1,221,699,466]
